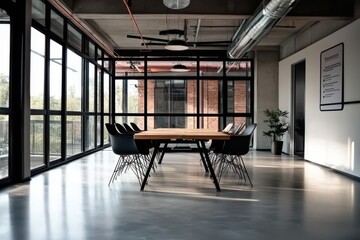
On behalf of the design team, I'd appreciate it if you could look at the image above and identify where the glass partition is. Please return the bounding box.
[199,61,223,77]
[226,61,252,77]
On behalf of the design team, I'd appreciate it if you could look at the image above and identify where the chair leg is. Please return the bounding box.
[108,155,123,186]
[239,156,253,188]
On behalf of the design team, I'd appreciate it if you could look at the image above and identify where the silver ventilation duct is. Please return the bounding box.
[227,0,298,59]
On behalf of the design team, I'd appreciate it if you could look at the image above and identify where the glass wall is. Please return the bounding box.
[26,1,112,177]
[114,58,253,131]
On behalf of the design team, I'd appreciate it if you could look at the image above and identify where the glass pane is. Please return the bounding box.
[227,80,251,113]
[49,40,62,110]
[30,115,45,169]
[30,28,45,110]
[88,42,96,59]
[66,115,82,156]
[226,61,252,77]
[199,79,221,114]
[103,115,109,144]
[103,73,109,113]
[0,23,10,108]
[147,60,196,77]
[147,79,196,114]
[0,115,9,180]
[67,24,82,51]
[104,53,110,71]
[67,49,82,112]
[115,79,144,114]
[233,117,248,127]
[84,115,95,151]
[199,116,219,130]
[49,115,62,162]
[115,60,144,77]
[97,48,102,66]
[32,0,46,26]
[88,63,96,112]
[97,69,102,113]
[147,116,196,129]
[97,116,101,146]
[199,61,223,77]
[50,9,64,38]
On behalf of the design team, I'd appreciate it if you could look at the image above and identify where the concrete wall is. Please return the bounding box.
[279,19,360,178]
[254,50,279,150]
[280,20,351,60]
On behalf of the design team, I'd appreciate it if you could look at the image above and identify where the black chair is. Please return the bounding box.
[213,123,257,187]
[118,123,156,172]
[105,123,147,186]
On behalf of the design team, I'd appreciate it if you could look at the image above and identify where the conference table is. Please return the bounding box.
[134,128,230,192]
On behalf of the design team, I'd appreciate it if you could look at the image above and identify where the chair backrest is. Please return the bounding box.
[114,123,128,134]
[123,123,136,133]
[130,122,142,132]
[106,126,140,155]
[105,123,120,135]
[222,123,233,133]
[229,123,245,135]
[220,123,257,155]
[240,123,257,136]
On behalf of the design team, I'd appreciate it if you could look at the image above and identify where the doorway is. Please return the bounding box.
[292,61,305,157]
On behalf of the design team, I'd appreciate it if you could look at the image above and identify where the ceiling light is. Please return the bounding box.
[163,0,190,10]
[164,39,189,51]
[171,64,190,72]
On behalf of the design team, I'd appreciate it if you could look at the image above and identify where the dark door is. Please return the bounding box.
[293,61,305,157]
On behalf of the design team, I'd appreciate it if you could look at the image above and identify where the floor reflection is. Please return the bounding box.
[0,149,359,240]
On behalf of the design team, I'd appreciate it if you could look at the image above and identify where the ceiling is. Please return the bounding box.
[58,0,357,56]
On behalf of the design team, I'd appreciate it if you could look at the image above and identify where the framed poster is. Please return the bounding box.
[320,43,344,111]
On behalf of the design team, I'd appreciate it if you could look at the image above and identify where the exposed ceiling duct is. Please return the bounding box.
[227,0,298,59]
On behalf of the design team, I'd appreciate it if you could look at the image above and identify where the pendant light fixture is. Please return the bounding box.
[164,39,189,51]
[171,63,190,72]
[163,0,190,10]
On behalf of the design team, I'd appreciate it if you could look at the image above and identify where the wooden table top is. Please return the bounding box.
[134,128,230,140]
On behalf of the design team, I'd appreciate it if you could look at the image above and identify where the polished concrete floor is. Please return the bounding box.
[0,149,359,240]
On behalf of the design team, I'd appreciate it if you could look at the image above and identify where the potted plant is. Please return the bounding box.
[263,109,289,155]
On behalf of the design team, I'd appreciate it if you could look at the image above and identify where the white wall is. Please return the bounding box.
[279,19,360,178]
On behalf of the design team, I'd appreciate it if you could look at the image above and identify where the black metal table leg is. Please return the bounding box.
[196,141,209,172]
[158,142,168,164]
[200,140,221,192]
[141,141,160,191]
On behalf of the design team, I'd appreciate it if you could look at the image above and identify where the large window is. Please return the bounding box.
[0,21,9,179]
